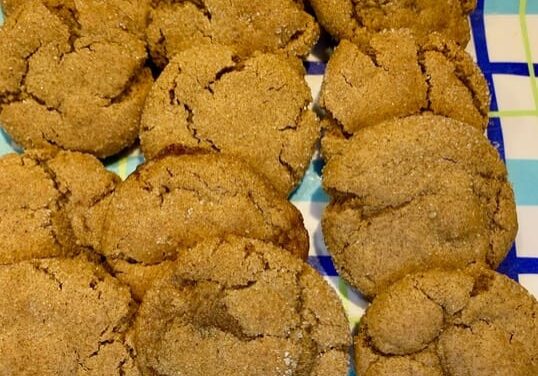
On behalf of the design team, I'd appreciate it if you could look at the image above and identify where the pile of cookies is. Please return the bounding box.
[312,1,537,374]
[0,0,536,375]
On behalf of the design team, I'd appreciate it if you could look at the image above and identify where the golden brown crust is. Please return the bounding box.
[146,0,319,68]
[355,267,538,375]
[0,257,139,375]
[320,31,489,159]
[310,0,475,47]
[135,236,350,376]
[140,44,319,196]
[322,115,517,299]
[0,0,152,158]
[0,149,119,264]
[79,152,309,299]
[0,0,150,38]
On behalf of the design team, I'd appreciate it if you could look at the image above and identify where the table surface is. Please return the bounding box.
[1,1,537,375]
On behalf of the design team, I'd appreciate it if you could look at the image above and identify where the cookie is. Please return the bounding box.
[355,267,538,375]
[0,257,139,375]
[140,44,320,196]
[310,0,475,48]
[320,31,489,159]
[322,115,518,299]
[0,149,119,264]
[0,0,153,158]
[134,236,351,376]
[146,0,319,68]
[76,149,310,299]
[0,0,150,38]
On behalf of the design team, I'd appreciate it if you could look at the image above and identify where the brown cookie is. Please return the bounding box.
[355,267,538,375]
[0,0,153,158]
[140,44,320,196]
[320,31,489,159]
[134,236,351,376]
[322,115,517,299]
[77,150,310,299]
[146,0,319,68]
[310,0,475,48]
[0,0,150,38]
[0,149,119,264]
[0,257,139,375]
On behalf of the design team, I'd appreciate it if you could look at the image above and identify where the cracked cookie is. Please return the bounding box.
[134,236,351,376]
[140,44,320,196]
[322,114,517,299]
[0,257,139,375]
[355,267,538,375]
[319,31,489,159]
[146,0,319,68]
[0,149,119,264]
[0,0,153,158]
[76,149,310,299]
[0,0,150,38]
[309,0,475,49]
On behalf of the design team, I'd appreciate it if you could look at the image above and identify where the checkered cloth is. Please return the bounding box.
[0,2,537,374]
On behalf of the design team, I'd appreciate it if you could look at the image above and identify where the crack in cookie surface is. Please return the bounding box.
[146,0,319,68]
[0,257,139,375]
[319,31,489,159]
[84,152,309,299]
[0,149,120,264]
[354,268,538,376]
[322,115,517,298]
[135,236,350,376]
[140,44,319,196]
[0,0,152,157]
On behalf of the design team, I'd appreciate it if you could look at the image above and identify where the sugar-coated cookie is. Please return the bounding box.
[135,236,351,376]
[0,257,139,375]
[310,0,476,48]
[77,149,310,299]
[320,31,489,159]
[140,44,319,196]
[322,115,517,299]
[146,0,319,68]
[0,0,153,158]
[0,149,118,264]
[355,267,538,375]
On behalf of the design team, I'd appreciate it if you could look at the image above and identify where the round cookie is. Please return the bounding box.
[310,0,475,49]
[146,0,319,68]
[0,149,119,264]
[0,0,153,158]
[355,267,538,375]
[140,44,319,196]
[320,31,489,159]
[76,149,310,299]
[322,115,518,299]
[134,236,351,376]
[0,257,139,375]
